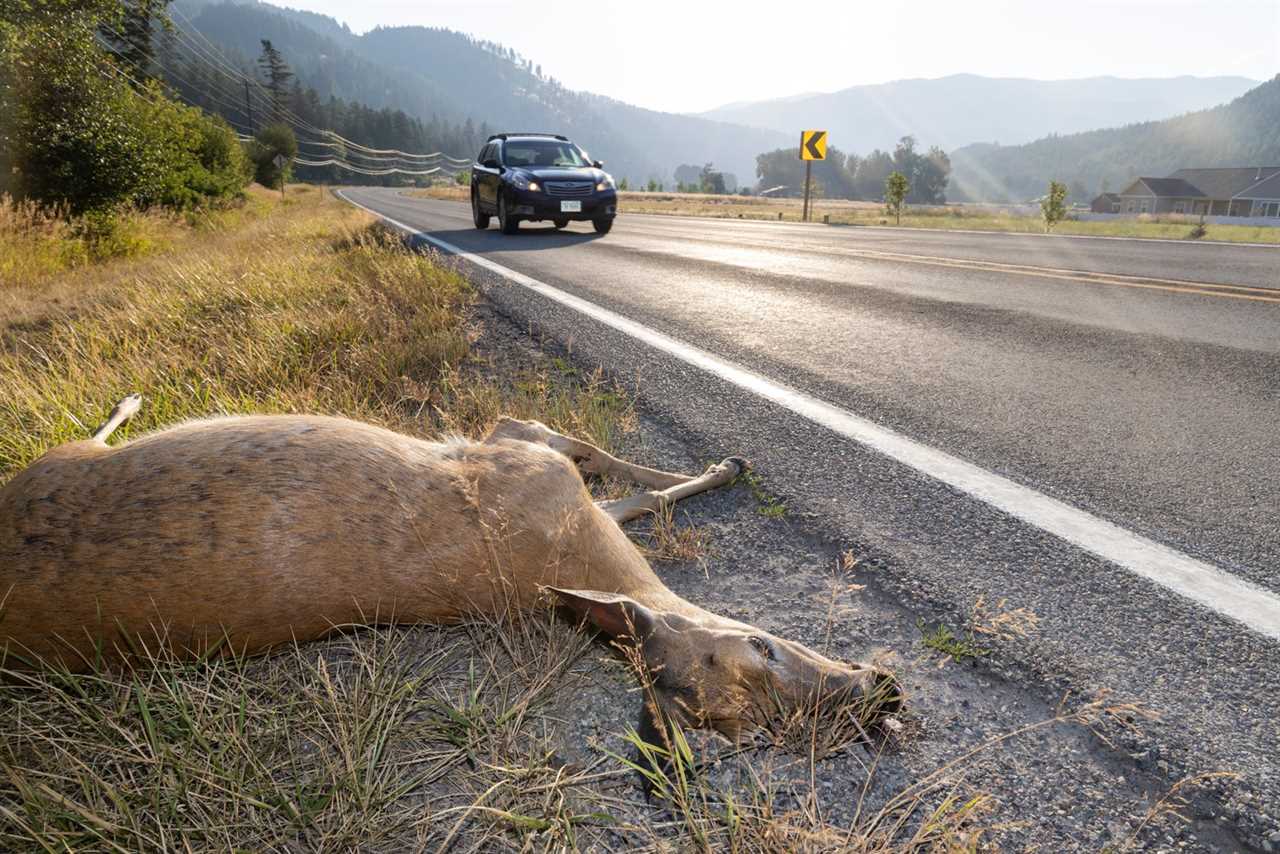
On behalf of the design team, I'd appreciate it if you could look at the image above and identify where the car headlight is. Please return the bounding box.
[510,173,539,192]
[595,174,615,191]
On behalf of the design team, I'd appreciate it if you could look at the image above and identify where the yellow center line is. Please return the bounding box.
[834,247,1280,302]
[624,226,1280,304]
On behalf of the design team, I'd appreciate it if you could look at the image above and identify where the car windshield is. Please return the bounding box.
[502,140,589,168]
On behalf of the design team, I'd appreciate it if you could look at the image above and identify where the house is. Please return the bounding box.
[1090,192,1121,213]
[1115,167,1280,217]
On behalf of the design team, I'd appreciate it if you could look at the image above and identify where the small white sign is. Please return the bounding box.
[560,200,582,213]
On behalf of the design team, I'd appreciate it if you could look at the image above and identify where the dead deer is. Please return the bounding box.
[0,395,899,740]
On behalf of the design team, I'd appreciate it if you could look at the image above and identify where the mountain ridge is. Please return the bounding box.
[698,73,1262,153]
[174,0,789,181]
[948,75,1280,202]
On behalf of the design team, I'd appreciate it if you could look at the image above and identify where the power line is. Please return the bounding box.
[93,10,473,175]
[96,25,256,125]
[167,7,472,162]
[293,157,455,176]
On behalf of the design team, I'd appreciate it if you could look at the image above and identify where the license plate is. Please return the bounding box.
[560,200,582,213]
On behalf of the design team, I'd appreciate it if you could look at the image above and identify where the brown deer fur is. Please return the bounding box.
[0,401,898,736]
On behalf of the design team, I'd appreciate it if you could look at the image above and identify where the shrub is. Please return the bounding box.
[4,1,249,215]
[249,122,298,189]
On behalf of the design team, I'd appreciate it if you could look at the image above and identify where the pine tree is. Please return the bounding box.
[257,40,293,122]
[111,0,173,85]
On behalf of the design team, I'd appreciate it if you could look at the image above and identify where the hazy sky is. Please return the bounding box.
[277,0,1278,113]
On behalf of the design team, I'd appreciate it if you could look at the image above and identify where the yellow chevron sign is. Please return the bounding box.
[800,130,827,161]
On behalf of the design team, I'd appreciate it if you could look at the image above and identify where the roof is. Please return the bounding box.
[1121,178,1204,197]
[1093,192,1121,202]
[1167,167,1280,200]
[1235,170,1280,200]
[486,133,569,142]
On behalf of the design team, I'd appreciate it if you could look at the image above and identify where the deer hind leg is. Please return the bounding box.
[91,394,143,443]
[484,417,692,489]
[597,456,747,525]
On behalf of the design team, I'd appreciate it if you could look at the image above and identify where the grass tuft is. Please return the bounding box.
[917,619,989,663]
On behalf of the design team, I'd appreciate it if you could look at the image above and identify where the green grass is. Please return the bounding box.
[733,468,788,518]
[917,619,990,663]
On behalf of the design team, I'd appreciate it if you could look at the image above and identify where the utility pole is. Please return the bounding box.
[244,80,254,133]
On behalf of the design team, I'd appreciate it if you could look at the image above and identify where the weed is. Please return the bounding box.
[917,619,989,662]
[634,502,712,565]
[734,468,788,517]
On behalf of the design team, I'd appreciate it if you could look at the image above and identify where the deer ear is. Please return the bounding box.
[546,587,656,642]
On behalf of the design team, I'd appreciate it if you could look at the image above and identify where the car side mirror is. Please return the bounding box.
[592,160,603,169]
[483,158,500,169]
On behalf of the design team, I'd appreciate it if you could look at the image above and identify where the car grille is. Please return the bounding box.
[545,181,594,197]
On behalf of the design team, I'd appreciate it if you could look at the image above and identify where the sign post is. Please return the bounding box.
[798,130,827,222]
[273,153,289,200]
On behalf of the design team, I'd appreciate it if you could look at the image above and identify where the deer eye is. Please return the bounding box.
[747,636,775,660]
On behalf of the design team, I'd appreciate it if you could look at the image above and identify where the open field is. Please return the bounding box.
[407,184,1280,243]
[0,183,1020,851]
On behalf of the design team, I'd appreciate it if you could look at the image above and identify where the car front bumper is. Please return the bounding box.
[508,188,617,221]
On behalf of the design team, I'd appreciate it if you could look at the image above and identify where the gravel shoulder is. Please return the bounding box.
[471,298,1268,853]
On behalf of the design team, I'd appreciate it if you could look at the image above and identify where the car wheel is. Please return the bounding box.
[553,219,569,230]
[471,190,490,229]
[592,217,613,235]
[499,195,519,235]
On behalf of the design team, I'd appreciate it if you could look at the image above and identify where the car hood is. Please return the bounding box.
[520,167,603,183]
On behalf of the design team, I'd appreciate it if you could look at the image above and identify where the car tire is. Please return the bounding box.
[592,217,613,235]
[471,190,490,229]
[498,195,519,235]
[553,219,569,230]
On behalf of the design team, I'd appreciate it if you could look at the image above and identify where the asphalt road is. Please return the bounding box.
[341,188,1280,850]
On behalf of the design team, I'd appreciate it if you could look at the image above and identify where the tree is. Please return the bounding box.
[618,177,629,191]
[884,171,910,224]
[5,0,248,213]
[850,149,893,200]
[110,0,173,84]
[700,162,726,194]
[888,136,950,204]
[250,121,297,189]
[1041,180,1068,232]
[755,146,853,198]
[257,39,293,122]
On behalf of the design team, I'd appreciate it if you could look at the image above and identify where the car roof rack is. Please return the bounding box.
[487,133,569,142]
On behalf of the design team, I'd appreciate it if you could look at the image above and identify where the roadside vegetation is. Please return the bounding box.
[0,173,1225,853]
[0,181,999,851]
[409,184,1280,243]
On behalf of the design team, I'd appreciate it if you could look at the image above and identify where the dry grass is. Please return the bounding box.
[634,503,713,565]
[0,185,630,480]
[607,191,1280,243]
[404,185,1280,244]
[0,184,1220,850]
[0,191,285,291]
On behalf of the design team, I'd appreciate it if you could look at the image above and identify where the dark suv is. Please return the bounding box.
[471,133,617,235]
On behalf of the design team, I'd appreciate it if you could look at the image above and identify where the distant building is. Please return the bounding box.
[1115,167,1280,217]
[1090,192,1122,213]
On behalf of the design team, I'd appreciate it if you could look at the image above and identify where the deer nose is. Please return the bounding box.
[859,665,903,718]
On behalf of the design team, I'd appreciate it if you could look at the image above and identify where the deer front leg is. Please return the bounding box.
[597,457,747,525]
[485,417,693,489]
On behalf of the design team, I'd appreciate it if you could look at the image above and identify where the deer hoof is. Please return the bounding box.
[722,456,750,476]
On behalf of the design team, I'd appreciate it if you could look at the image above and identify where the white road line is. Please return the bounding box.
[338,189,1280,641]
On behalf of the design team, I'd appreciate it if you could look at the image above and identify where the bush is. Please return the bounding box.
[249,122,298,189]
[4,1,249,215]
